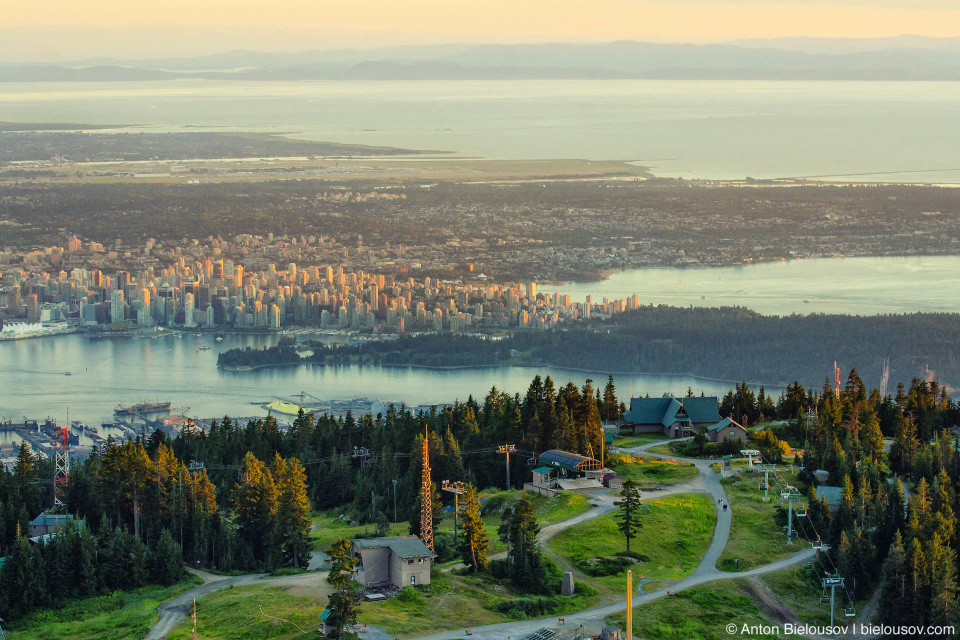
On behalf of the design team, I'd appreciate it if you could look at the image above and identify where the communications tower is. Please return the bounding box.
[53,412,70,509]
[880,358,890,398]
[834,361,841,400]
[419,429,434,552]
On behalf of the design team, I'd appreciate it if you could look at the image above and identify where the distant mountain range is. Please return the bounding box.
[3,39,960,81]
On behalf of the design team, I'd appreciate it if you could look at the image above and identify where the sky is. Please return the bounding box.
[2,0,960,61]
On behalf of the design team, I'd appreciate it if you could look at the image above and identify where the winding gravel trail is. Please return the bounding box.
[409,441,814,640]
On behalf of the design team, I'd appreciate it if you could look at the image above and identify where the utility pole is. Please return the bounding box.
[392,479,398,524]
[497,444,516,490]
[442,480,465,546]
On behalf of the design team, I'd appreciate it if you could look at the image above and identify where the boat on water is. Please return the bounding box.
[114,401,171,416]
[198,346,211,351]
[64,371,72,376]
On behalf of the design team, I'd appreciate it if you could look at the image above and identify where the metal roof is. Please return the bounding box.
[623,394,719,427]
[532,466,554,474]
[814,486,843,507]
[28,513,75,527]
[352,535,434,559]
[539,449,601,472]
[707,417,746,432]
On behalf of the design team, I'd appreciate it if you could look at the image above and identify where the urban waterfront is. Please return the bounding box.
[3,254,960,432]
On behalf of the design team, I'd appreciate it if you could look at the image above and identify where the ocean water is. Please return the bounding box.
[539,256,960,316]
[1,79,959,181]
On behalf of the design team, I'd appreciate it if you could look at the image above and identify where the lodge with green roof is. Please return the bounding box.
[622,394,721,438]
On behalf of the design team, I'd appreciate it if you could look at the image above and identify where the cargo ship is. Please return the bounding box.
[114,401,172,417]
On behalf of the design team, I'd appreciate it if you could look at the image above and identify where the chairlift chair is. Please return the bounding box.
[802,562,814,571]
[820,591,831,605]
[812,538,823,550]
[844,608,856,617]
[796,507,808,517]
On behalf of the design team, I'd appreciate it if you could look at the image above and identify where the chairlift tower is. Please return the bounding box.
[497,444,516,490]
[781,488,802,543]
[741,449,760,472]
[821,574,846,627]
[441,480,465,545]
[760,464,776,502]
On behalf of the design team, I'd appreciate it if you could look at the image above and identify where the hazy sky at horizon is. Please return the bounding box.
[3,0,959,61]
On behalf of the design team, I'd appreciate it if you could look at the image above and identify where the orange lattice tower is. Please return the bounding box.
[419,428,434,552]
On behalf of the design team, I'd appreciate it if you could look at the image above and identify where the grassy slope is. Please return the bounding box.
[608,580,781,640]
[608,454,699,489]
[167,584,327,640]
[717,470,799,571]
[313,491,590,556]
[549,493,717,583]
[310,512,410,552]
[5,576,202,640]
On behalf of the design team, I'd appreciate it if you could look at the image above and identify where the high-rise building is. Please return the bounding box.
[184,293,196,327]
[110,289,125,324]
[526,282,536,300]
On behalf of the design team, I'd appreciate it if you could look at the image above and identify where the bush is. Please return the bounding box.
[396,586,421,603]
[480,494,506,516]
[576,555,635,577]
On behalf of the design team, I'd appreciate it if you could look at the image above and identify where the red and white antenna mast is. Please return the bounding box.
[54,409,70,510]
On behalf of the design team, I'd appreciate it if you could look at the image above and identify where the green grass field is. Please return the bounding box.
[167,583,327,640]
[608,579,781,640]
[3,577,202,640]
[613,433,671,449]
[358,567,599,636]
[310,511,410,552]
[717,470,800,571]
[757,566,840,627]
[549,493,717,583]
[608,454,699,489]
[646,442,683,457]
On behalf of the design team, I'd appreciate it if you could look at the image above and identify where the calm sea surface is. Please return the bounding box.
[1,79,959,181]
[2,256,959,428]
[0,331,745,431]
[539,256,960,316]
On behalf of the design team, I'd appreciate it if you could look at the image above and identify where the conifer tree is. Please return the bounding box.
[457,483,489,572]
[150,528,186,586]
[234,451,278,567]
[326,537,360,636]
[615,477,643,552]
[274,456,313,569]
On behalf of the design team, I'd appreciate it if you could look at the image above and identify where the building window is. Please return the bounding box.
[411,575,416,586]
[730,431,735,436]
[408,559,414,565]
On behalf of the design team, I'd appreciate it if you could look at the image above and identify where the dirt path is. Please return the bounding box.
[410,441,816,640]
[143,570,329,640]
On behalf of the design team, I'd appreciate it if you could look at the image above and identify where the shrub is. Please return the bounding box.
[396,586,420,603]
[576,555,635,577]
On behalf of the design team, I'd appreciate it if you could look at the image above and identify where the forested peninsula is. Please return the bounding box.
[217,307,960,389]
